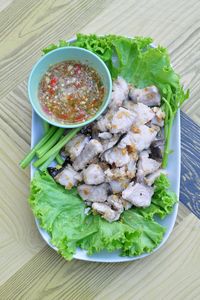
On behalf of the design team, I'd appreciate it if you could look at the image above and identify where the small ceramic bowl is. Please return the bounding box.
[28,47,112,128]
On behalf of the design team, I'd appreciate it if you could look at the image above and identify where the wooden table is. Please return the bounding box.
[0,1,200,299]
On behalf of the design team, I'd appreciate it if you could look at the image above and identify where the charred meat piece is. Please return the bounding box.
[129,86,161,107]
[83,164,105,185]
[122,182,154,207]
[149,139,164,162]
[73,139,103,171]
[77,183,110,202]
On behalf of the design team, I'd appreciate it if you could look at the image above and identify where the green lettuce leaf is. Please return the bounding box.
[29,171,177,260]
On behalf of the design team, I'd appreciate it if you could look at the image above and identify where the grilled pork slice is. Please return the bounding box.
[109,76,129,110]
[129,85,161,107]
[102,147,130,167]
[73,139,103,171]
[92,202,121,222]
[77,183,110,202]
[118,125,157,152]
[110,107,136,134]
[82,164,105,185]
[137,151,161,183]
[122,182,154,207]
[145,169,167,186]
[54,165,82,189]
[64,134,90,160]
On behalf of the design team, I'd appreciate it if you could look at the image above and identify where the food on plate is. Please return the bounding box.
[21,34,189,260]
[47,77,169,222]
[38,61,105,123]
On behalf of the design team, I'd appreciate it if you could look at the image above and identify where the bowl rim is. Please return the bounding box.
[28,46,112,128]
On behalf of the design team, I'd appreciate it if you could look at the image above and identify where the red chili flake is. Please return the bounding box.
[74,110,86,122]
[50,77,57,86]
[49,88,55,95]
[57,113,68,120]
[74,64,81,74]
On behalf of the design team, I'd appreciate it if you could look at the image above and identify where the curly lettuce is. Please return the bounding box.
[29,171,176,260]
[42,34,189,167]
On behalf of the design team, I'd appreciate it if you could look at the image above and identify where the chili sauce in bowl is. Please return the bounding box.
[38,61,105,124]
[28,47,112,128]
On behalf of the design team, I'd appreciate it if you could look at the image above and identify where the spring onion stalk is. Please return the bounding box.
[34,127,82,168]
[43,121,50,133]
[162,93,174,168]
[19,126,57,169]
[39,152,59,171]
[56,153,64,165]
[36,128,65,158]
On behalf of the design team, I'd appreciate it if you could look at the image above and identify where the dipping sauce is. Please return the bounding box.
[38,61,105,123]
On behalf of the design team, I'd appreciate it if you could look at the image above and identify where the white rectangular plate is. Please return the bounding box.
[31,109,180,262]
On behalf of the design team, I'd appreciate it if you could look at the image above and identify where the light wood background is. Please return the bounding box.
[0,0,200,299]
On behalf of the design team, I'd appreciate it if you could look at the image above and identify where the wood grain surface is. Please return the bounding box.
[0,0,200,299]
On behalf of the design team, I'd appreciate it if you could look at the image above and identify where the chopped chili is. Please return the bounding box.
[38,60,105,124]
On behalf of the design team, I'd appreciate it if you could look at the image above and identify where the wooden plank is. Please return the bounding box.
[0,0,14,12]
[0,0,112,98]
[0,0,200,296]
[0,214,199,300]
[0,82,45,285]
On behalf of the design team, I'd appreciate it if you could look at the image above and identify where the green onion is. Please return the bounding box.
[33,127,82,168]
[39,152,58,171]
[19,126,57,169]
[36,128,65,158]
[56,153,64,165]
[162,89,174,168]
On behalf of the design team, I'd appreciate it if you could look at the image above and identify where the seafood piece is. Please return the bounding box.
[129,85,161,107]
[122,182,154,207]
[78,183,110,202]
[83,164,105,185]
[73,139,103,171]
